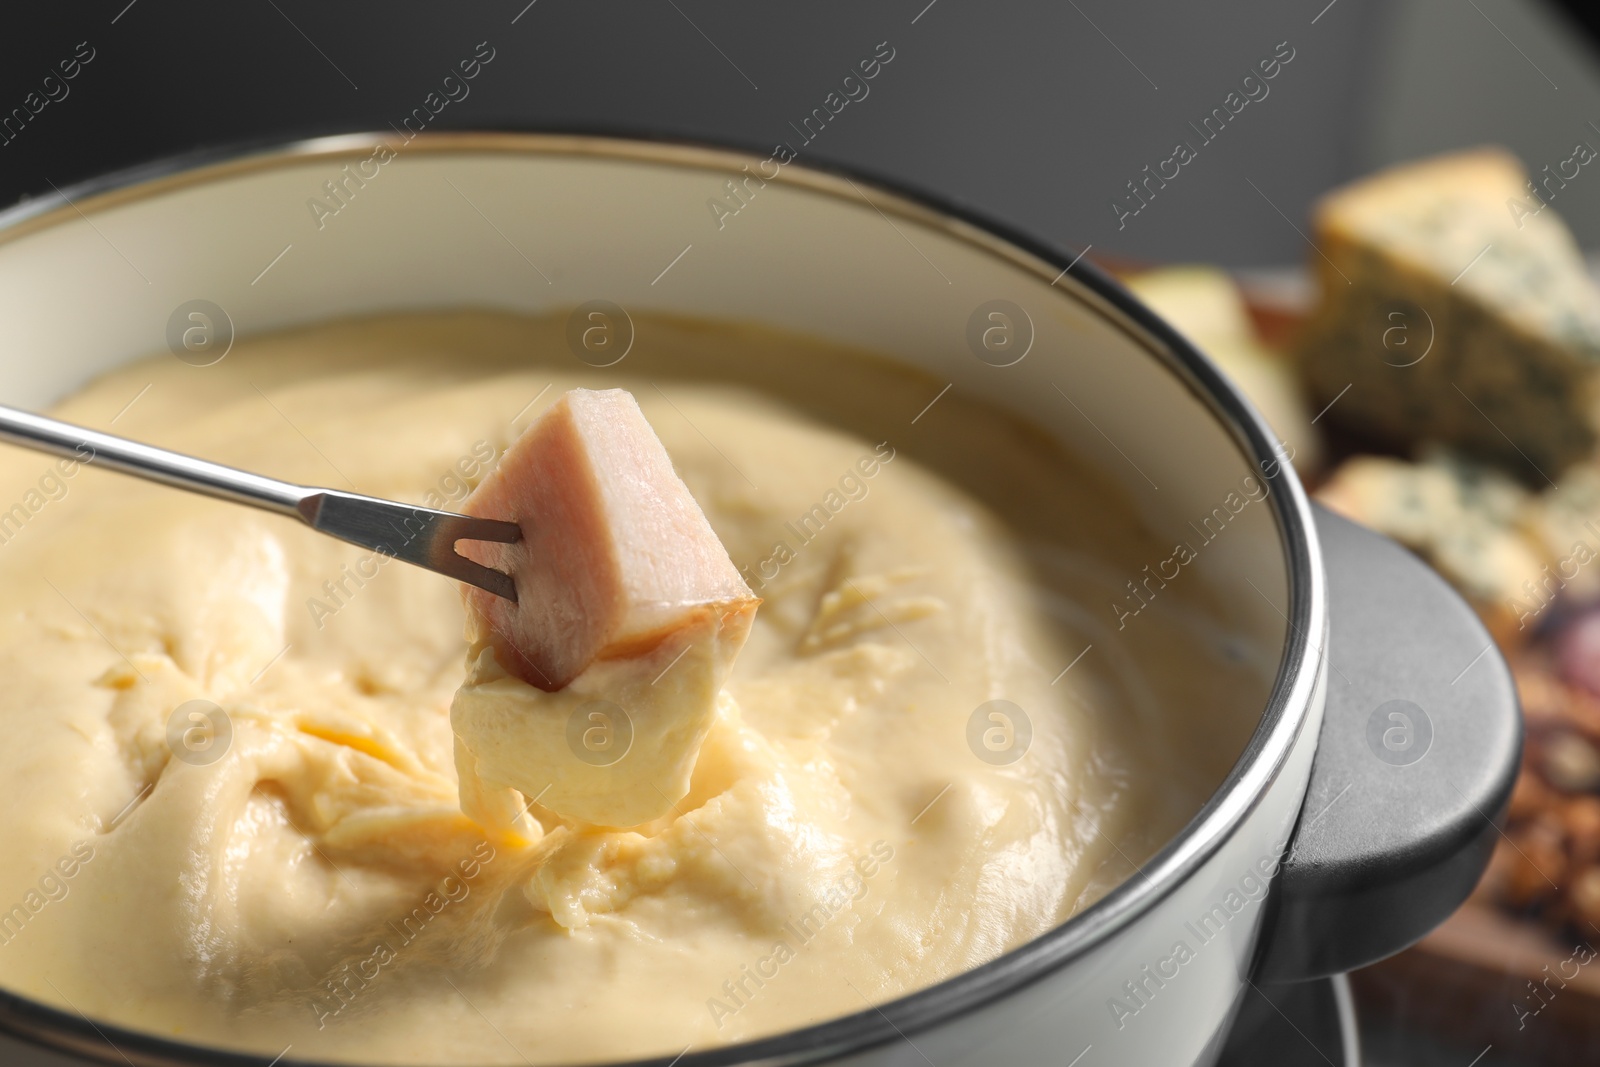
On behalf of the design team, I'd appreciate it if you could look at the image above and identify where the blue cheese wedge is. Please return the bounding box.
[1316,447,1546,641]
[1525,465,1600,606]
[1297,148,1600,480]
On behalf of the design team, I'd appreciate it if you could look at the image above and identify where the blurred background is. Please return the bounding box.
[0,0,1595,266]
[8,2,1600,1065]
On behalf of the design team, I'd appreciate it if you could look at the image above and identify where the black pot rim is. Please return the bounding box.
[0,126,1325,1067]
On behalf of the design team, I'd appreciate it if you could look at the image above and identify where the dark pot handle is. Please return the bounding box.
[1254,504,1523,982]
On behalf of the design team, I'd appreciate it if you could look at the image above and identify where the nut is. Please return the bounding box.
[1564,796,1600,866]
[1567,865,1600,929]
[1516,664,1571,729]
[1501,818,1568,908]
[1543,732,1600,793]
[1511,762,1558,820]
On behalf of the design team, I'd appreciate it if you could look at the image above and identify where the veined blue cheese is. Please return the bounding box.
[1316,447,1546,640]
[1297,148,1600,480]
[1526,465,1600,604]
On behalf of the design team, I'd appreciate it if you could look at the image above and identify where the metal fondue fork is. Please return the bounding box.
[0,402,520,601]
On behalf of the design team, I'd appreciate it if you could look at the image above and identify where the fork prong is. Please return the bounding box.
[298,491,521,602]
[432,515,522,545]
[432,516,522,603]
[431,552,519,603]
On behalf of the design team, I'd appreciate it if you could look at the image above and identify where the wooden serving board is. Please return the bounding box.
[1351,903,1600,1065]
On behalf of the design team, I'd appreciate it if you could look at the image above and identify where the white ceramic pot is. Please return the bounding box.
[0,134,1519,1067]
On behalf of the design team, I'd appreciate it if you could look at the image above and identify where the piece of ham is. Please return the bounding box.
[458,387,758,691]
[450,388,759,829]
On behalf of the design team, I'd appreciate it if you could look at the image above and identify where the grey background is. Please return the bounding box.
[2,0,1597,269]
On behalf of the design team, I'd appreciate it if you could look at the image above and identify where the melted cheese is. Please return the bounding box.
[0,311,1268,1064]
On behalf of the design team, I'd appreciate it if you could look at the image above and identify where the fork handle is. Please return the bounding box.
[0,402,521,601]
[0,402,306,517]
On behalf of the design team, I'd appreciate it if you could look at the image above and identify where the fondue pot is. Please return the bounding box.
[0,133,1519,1067]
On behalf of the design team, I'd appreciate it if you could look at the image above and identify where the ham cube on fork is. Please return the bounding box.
[451,388,759,828]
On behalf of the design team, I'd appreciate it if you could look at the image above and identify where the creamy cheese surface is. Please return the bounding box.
[0,312,1269,1064]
